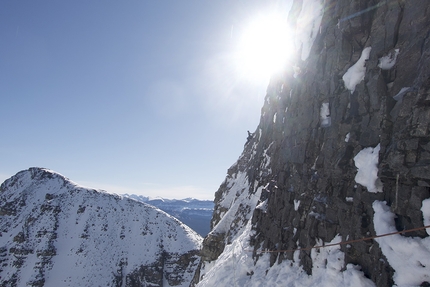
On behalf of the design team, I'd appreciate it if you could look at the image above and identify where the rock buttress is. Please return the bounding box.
[195,0,430,286]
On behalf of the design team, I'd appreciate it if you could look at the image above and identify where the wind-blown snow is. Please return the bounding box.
[342,47,372,93]
[353,143,383,193]
[378,49,399,70]
[373,200,430,286]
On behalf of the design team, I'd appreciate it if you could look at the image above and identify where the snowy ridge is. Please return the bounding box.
[0,168,202,287]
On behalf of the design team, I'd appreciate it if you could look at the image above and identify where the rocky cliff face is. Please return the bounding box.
[194,0,430,286]
[0,168,201,287]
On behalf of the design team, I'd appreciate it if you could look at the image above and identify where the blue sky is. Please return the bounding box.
[0,0,290,199]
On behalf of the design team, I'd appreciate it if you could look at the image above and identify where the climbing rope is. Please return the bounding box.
[249,224,430,254]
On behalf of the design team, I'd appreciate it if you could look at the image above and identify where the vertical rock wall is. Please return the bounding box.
[195,0,430,286]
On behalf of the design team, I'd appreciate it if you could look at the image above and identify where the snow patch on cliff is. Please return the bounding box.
[343,47,372,93]
[378,49,399,70]
[320,102,331,127]
[354,143,383,193]
[345,132,351,142]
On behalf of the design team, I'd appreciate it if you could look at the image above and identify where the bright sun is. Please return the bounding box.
[235,12,294,82]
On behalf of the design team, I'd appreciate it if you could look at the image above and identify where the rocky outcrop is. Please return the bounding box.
[195,0,430,286]
[0,167,201,287]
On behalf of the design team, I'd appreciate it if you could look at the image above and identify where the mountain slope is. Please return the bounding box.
[123,195,213,237]
[194,0,430,286]
[0,167,202,287]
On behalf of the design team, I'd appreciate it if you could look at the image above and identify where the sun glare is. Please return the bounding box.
[235,13,294,82]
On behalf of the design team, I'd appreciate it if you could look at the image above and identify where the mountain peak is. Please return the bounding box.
[0,168,202,287]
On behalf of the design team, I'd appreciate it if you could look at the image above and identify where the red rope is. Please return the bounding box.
[249,224,430,254]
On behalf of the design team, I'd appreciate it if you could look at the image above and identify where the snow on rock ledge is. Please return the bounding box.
[373,200,430,286]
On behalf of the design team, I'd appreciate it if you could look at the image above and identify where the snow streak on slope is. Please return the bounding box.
[0,168,201,287]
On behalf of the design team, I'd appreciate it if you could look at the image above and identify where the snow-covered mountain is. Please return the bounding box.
[123,195,213,237]
[0,167,202,287]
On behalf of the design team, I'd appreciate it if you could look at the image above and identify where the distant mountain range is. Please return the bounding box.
[122,195,214,237]
[0,168,201,287]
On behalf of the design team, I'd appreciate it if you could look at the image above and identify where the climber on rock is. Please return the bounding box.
[245,130,254,145]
